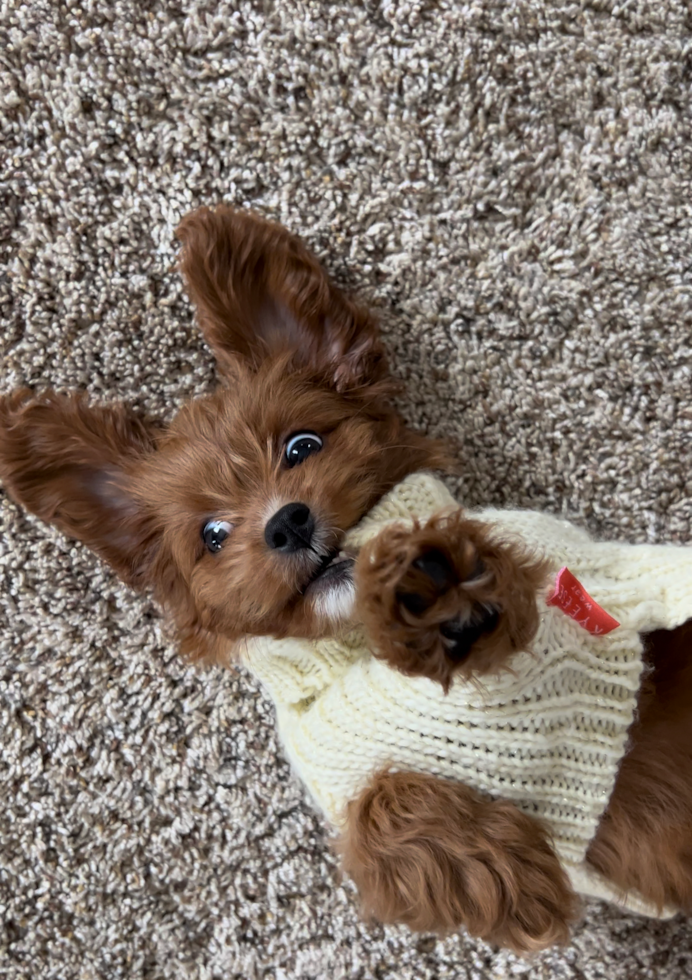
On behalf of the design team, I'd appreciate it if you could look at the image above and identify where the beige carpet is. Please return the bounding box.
[2,0,692,977]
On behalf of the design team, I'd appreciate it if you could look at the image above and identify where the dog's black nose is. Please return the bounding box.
[265,502,315,553]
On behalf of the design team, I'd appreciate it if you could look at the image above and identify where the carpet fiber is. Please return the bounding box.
[1,1,692,977]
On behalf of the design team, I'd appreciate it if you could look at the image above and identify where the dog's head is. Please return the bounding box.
[0,207,447,659]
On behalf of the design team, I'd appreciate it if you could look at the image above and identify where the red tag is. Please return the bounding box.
[546,567,620,636]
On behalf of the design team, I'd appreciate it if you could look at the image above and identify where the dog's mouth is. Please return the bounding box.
[303,549,355,597]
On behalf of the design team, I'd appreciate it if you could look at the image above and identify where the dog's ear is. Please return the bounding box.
[0,389,162,589]
[175,206,387,391]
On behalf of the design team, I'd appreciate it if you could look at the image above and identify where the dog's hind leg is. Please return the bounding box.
[338,768,579,952]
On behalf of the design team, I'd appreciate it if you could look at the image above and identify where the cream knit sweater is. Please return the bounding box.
[243,473,692,917]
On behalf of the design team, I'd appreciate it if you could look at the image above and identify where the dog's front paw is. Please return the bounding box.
[355,511,548,691]
[396,546,500,663]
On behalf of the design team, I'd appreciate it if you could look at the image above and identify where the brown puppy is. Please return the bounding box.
[1,206,690,952]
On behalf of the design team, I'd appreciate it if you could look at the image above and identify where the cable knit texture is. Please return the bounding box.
[243,473,692,917]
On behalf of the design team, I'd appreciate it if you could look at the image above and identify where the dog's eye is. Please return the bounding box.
[202,519,233,553]
[285,432,323,467]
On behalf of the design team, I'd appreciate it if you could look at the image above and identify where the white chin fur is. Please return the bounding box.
[311,579,356,626]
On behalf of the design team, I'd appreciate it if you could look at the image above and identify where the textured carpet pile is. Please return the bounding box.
[1,1,692,977]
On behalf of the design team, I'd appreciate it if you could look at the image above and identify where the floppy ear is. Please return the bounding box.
[175,205,388,391]
[0,389,162,589]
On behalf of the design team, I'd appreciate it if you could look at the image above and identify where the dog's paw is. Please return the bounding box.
[396,546,500,664]
[397,548,459,615]
[355,511,548,691]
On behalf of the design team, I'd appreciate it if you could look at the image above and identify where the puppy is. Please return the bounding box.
[1,206,691,953]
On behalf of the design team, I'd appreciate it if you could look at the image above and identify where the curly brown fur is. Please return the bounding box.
[0,206,448,661]
[0,388,162,588]
[176,205,389,391]
[339,769,580,954]
[354,510,551,691]
[587,621,692,912]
